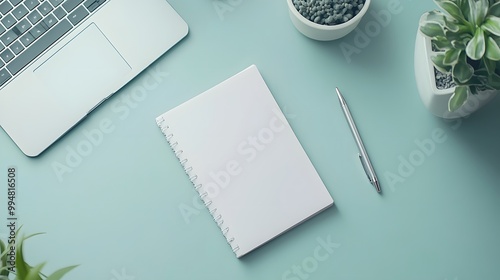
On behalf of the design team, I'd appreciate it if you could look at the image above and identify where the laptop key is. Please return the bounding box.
[27,9,41,24]
[7,18,71,75]
[62,0,83,13]
[53,6,65,19]
[0,2,13,15]
[37,1,52,16]
[0,68,12,87]
[12,18,31,35]
[9,0,24,6]
[29,21,46,38]
[12,4,28,19]
[23,0,39,10]
[67,5,87,25]
[48,0,63,7]
[1,14,17,29]
[42,13,56,28]
[1,48,14,63]
[19,31,34,46]
[10,40,24,54]
[0,30,18,46]
[0,24,6,35]
[84,0,105,12]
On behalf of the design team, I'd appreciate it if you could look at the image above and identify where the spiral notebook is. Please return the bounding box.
[156,65,333,258]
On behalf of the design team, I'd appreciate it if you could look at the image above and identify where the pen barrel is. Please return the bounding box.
[340,103,378,181]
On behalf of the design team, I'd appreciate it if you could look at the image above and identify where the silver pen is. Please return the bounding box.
[336,87,381,193]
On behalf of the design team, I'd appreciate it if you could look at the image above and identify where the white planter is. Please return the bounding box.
[287,0,371,41]
[414,29,497,119]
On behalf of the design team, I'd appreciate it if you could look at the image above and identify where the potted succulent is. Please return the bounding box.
[287,0,371,41]
[415,0,499,118]
[0,230,77,280]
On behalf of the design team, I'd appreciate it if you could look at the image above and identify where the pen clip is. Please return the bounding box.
[358,154,372,183]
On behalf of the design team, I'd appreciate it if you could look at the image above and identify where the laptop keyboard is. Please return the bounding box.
[0,0,107,87]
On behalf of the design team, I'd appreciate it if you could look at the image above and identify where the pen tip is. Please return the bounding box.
[335,88,345,104]
[373,180,381,193]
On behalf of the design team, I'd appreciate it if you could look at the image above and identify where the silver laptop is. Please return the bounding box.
[0,0,188,157]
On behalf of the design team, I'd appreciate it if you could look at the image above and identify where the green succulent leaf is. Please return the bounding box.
[451,38,468,49]
[431,53,452,73]
[466,27,486,60]
[457,0,471,21]
[434,0,466,22]
[482,15,500,36]
[489,2,500,17]
[484,57,498,75]
[468,0,477,25]
[433,36,454,50]
[463,75,488,86]
[444,48,462,65]
[452,52,474,83]
[472,0,489,26]
[423,10,447,26]
[420,22,445,37]
[470,85,480,95]
[487,72,500,89]
[449,86,469,111]
[485,36,500,61]
[46,265,79,280]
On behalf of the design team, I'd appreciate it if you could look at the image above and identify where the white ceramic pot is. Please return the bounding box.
[287,0,371,41]
[414,28,497,119]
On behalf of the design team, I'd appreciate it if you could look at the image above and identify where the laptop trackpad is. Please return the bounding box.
[34,23,131,112]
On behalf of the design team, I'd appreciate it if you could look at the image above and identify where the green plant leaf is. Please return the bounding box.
[423,10,447,26]
[15,237,30,280]
[485,36,500,60]
[0,240,7,277]
[449,86,469,111]
[444,48,462,65]
[457,0,471,21]
[46,265,78,280]
[420,22,446,38]
[467,0,477,24]
[434,0,466,22]
[471,85,480,94]
[452,52,474,83]
[433,36,454,50]
[25,262,45,280]
[482,15,500,36]
[431,53,453,73]
[473,0,489,26]
[489,2,500,17]
[466,27,486,60]
[451,37,469,49]
[487,72,500,89]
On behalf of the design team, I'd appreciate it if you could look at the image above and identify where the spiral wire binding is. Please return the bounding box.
[156,116,240,255]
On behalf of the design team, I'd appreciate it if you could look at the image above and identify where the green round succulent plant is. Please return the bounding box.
[420,0,500,111]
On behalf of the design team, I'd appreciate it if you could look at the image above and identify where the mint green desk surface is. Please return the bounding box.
[2,1,500,279]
